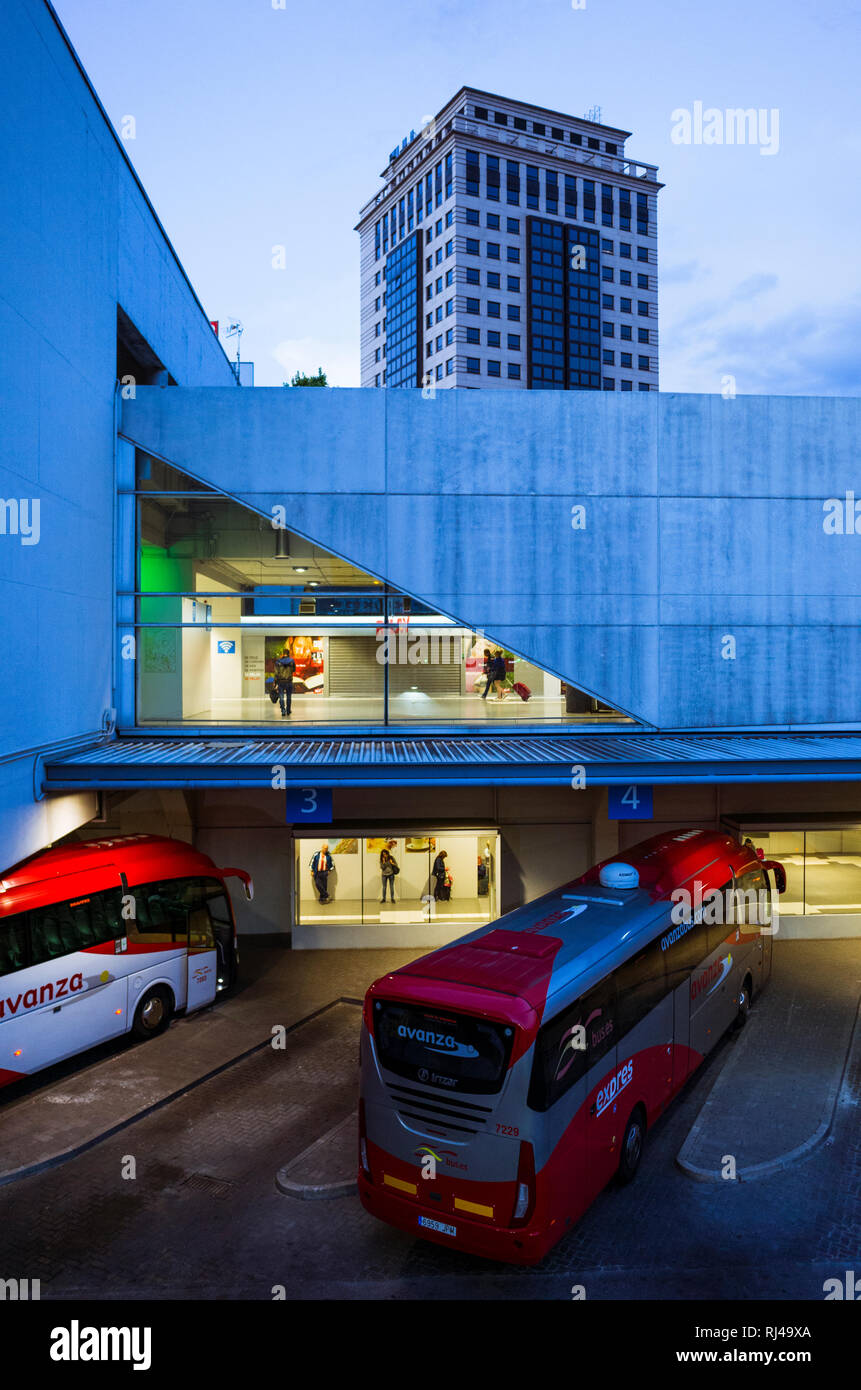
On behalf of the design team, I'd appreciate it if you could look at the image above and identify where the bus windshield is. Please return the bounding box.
[373,999,515,1094]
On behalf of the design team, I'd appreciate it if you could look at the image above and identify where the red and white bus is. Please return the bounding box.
[0,834,252,1089]
[358,829,785,1264]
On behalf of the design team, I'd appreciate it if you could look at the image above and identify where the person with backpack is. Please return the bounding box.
[379,848,399,903]
[274,649,296,717]
[310,843,333,902]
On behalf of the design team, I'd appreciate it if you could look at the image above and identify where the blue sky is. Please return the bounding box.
[55,0,861,393]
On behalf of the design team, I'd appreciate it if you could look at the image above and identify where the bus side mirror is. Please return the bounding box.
[762,860,786,895]
[222,868,254,902]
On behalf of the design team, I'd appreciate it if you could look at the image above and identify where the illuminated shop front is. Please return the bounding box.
[727,815,861,936]
[293,828,500,948]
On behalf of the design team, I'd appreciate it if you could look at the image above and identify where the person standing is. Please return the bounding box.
[380,848,399,903]
[480,647,493,701]
[432,849,448,901]
[274,649,296,717]
[477,853,489,897]
[311,843,333,902]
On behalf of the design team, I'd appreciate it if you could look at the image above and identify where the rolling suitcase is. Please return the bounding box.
[512,681,531,701]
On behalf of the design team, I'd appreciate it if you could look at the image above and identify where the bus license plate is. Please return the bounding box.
[418,1216,456,1237]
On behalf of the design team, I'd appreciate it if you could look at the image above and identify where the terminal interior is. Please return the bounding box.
[295,829,500,927]
[136,455,627,727]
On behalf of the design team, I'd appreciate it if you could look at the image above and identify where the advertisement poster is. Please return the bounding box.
[264,636,325,694]
[405,836,436,852]
[366,837,397,854]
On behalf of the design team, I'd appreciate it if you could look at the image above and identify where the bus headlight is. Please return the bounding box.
[360,1138,370,1175]
[513,1183,530,1221]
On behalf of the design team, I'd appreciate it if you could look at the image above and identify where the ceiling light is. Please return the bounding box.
[293,566,308,573]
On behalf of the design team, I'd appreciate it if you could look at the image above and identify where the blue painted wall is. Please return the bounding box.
[0,0,236,865]
[121,386,861,730]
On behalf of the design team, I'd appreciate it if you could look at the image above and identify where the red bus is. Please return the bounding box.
[0,834,252,1088]
[358,829,785,1264]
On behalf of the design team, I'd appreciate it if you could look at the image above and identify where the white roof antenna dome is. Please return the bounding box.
[599,861,640,890]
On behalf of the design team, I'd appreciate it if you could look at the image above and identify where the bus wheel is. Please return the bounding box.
[732,976,753,1032]
[132,987,173,1040]
[618,1108,645,1185]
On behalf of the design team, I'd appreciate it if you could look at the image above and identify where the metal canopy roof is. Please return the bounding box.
[41,732,861,790]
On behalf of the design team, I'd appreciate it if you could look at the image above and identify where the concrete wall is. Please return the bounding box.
[0,0,236,868]
[121,386,861,732]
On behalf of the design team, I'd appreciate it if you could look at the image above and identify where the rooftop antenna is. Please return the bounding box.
[223,318,244,380]
[585,105,602,124]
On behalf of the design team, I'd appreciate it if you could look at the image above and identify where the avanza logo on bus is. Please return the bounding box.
[0,972,83,1019]
[690,954,732,1001]
[397,1024,478,1058]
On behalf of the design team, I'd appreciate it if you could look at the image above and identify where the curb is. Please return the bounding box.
[676,995,861,1184]
[276,1176,357,1200]
[0,996,362,1189]
[275,1115,358,1200]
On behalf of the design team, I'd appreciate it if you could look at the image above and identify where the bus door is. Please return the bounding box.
[202,884,238,992]
[734,863,772,991]
[186,888,218,1013]
[760,869,774,981]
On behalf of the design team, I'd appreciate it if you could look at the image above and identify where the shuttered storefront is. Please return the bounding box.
[327,636,384,698]
[389,658,462,695]
[327,635,463,698]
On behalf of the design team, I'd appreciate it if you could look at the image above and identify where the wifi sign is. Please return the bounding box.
[217,640,236,654]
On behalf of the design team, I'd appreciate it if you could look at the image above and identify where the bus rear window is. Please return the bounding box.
[373,1000,515,1094]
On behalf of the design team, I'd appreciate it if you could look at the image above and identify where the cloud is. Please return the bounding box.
[668,272,779,343]
[661,259,706,286]
[272,336,361,389]
[663,296,861,395]
[730,273,778,301]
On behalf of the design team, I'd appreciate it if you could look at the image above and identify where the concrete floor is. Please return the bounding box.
[298,895,492,925]
[1,940,859,1301]
[141,695,626,726]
